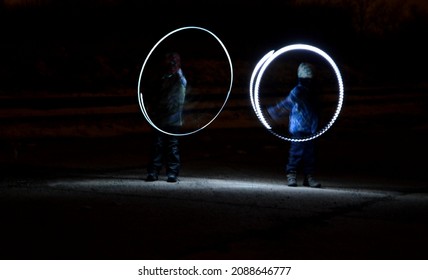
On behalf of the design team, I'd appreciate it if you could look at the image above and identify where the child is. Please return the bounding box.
[267,62,321,188]
[145,52,187,183]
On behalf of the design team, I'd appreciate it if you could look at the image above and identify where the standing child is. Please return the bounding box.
[145,52,187,183]
[267,62,321,188]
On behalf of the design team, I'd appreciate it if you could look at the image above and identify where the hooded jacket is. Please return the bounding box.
[267,78,319,135]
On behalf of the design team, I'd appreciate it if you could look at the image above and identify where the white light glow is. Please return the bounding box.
[249,44,344,142]
[138,26,233,136]
[249,50,275,129]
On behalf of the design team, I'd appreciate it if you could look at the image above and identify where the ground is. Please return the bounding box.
[1,126,427,260]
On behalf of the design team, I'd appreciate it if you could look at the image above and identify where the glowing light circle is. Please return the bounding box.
[138,26,233,136]
[250,44,344,142]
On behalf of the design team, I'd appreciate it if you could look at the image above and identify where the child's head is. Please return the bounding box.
[297,62,314,79]
[165,52,181,74]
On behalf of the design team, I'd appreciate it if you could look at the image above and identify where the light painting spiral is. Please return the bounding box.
[250,44,344,142]
[138,26,233,136]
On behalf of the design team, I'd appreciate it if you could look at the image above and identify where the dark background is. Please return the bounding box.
[1,0,427,172]
[1,0,428,92]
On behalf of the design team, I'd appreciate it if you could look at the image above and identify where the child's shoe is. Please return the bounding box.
[145,173,158,182]
[287,171,298,187]
[303,174,321,188]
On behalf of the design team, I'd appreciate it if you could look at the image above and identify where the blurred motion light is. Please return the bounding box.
[250,44,344,142]
[138,26,233,136]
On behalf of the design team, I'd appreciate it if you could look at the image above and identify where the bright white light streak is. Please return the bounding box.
[250,44,344,142]
[138,26,233,136]
[249,50,274,129]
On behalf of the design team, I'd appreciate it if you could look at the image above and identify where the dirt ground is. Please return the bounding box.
[1,126,427,260]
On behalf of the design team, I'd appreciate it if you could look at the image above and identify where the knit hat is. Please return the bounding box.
[297,62,314,78]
